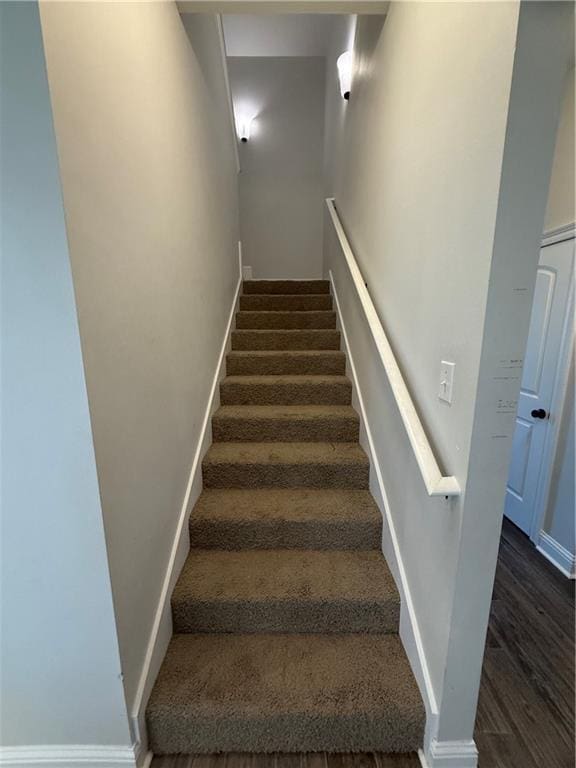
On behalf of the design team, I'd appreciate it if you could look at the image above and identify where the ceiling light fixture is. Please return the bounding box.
[337,51,353,100]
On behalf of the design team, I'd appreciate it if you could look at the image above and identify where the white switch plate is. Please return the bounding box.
[439,360,456,404]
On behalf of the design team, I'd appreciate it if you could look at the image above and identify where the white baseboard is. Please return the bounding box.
[133,743,152,768]
[537,530,576,578]
[419,740,478,768]
[129,271,243,750]
[0,745,138,768]
[329,270,440,748]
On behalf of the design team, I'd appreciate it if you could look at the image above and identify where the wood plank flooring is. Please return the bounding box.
[151,518,575,768]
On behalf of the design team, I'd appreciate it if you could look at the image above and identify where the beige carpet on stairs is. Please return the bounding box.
[146,279,425,755]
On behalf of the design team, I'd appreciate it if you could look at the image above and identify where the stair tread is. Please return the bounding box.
[174,549,397,602]
[223,374,350,384]
[233,329,337,335]
[191,488,380,522]
[204,442,369,465]
[241,293,332,299]
[232,329,340,352]
[226,350,346,372]
[243,280,330,294]
[146,634,425,753]
[214,404,358,418]
[237,310,335,316]
[240,294,333,312]
[228,350,345,357]
[237,310,337,330]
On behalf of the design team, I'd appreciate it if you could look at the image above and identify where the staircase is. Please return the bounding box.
[146,280,425,755]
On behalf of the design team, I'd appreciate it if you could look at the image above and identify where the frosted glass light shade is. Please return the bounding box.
[337,51,352,100]
[238,116,253,143]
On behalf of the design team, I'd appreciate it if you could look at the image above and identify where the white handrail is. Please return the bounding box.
[326,198,461,498]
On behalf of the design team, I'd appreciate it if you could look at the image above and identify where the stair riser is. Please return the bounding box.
[202,462,369,489]
[220,381,352,406]
[189,520,381,550]
[232,330,340,351]
[147,713,423,755]
[212,415,359,442]
[226,353,346,376]
[172,600,399,635]
[236,311,336,330]
[240,294,333,311]
[243,280,330,295]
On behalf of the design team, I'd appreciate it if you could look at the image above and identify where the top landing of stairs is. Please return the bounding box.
[243,280,330,295]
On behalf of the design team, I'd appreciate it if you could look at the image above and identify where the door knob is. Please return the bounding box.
[531,408,547,420]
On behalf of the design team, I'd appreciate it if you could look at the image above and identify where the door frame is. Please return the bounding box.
[528,222,575,544]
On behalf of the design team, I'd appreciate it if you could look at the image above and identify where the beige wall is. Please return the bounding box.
[228,57,326,279]
[323,0,572,754]
[327,0,520,699]
[545,67,575,232]
[39,2,240,716]
[2,1,131,747]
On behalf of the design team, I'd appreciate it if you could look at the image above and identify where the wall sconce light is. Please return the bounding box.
[238,116,253,143]
[337,51,352,100]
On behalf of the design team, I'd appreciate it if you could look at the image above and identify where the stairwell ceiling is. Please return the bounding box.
[222,14,340,57]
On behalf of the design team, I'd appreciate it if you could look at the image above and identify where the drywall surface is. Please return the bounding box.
[323,0,572,753]
[544,352,575,555]
[228,57,326,278]
[326,0,520,706]
[437,2,572,741]
[223,14,337,56]
[323,15,356,197]
[0,1,131,747]
[545,67,575,232]
[39,3,240,716]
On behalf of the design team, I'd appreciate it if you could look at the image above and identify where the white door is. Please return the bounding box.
[505,236,574,535]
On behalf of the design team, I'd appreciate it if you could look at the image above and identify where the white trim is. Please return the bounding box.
[216,15,240,175]
[537,530,576,578]
[326,199,460,497]
[133,743,152,768]
[0,745,137,768]
[418,740,478,768]
[329,270,439,744]
[129,269,243,747]
[529,236,575,543]
[542,222,575,247]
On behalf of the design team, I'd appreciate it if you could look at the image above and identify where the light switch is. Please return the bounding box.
[439,361,455,404]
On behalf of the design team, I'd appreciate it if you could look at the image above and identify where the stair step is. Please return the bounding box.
[243,280,330,295]
[240,294,333,311]
[212,405,359,442]
[220,375,351,406]
[232,329,340,351]
[226,350,346,376]
[172,549,399,634]
[236,310,337,330]
[189,489,381,550]
[202,442,370,489]
[146,633,425,754]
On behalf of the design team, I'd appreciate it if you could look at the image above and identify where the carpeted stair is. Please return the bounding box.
[146,279,425,755]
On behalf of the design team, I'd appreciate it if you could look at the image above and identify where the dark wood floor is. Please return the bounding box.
[151,519,575,768]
